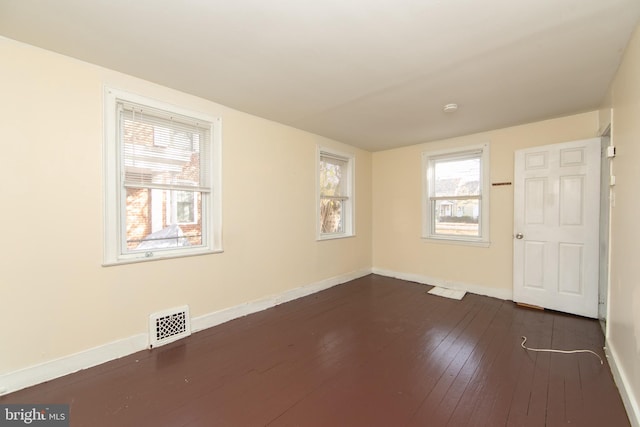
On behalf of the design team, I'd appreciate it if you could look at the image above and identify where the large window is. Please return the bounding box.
[422,144,489,245]
[318,148,355,239]
[104,88,222,264]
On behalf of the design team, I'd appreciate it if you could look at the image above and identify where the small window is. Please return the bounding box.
[103,88,222,264]
[318,148,355,239]
[422,144,490,245]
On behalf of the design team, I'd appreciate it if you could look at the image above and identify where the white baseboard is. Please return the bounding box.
[0,268,371,397]
[605,341,640,427]
[192,268,372,332]
[371,267,513,301]
[0,333,148,397]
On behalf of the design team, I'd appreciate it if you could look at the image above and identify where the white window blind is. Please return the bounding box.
[119,101,211,193]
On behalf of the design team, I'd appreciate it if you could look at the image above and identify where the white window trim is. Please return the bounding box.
[103,87,223,265]
[421,143,490,247]
[316,146,355,240]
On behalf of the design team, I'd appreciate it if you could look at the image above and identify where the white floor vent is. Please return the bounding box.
[149,305,191,349]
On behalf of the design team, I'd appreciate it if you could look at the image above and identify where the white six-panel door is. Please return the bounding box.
[513,138,600,318]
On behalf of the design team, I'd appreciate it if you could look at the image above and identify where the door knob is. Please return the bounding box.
[515,233,524,239]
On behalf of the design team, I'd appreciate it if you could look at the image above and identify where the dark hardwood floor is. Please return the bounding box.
[1,274,629,426]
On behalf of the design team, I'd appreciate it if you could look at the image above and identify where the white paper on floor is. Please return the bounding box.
[427,286,466,300]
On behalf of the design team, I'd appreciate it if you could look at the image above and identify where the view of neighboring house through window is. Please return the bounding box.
[103,88,222,264]
[318,148,355,239]
[175,190,196,224]
[422,144,489,245]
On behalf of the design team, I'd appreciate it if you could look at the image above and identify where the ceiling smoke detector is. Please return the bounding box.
[443,103,458,113]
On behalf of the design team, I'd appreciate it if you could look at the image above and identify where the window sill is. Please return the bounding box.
[421,236,490,248]
[103,248,223,266]
[317,233,356,242]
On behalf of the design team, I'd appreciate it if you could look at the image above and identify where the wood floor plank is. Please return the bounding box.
[443,300,520,426]
[406,296,504,426]
[266,282,477,426]
[0,275,630,427]
[504,309,554,426]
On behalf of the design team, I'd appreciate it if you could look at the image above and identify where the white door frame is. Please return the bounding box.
[599,126,612,329]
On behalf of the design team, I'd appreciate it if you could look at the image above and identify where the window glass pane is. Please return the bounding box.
[434,157,480,197]
[320,156,347,197]
[125,188,202,251]
[176,191,195,223]
[320,198,344,234]
[433,199,480,236]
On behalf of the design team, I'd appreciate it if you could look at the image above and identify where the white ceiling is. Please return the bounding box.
[1,0,639,151]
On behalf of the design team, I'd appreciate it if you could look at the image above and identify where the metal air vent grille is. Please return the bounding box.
[149,305,191,348]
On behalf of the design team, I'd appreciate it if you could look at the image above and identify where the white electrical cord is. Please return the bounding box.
[520,336,603,365]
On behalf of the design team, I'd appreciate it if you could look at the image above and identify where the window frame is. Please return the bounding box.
[316,146,355,240]
[421,143,490,246]
[103,87,222,265]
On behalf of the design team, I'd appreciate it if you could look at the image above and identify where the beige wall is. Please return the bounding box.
[372,112,599,294]
[0,38,372,375]
[608,24,640,421]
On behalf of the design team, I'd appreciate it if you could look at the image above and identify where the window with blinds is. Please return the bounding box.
[104,88,222,264]
[318,148,354,239]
